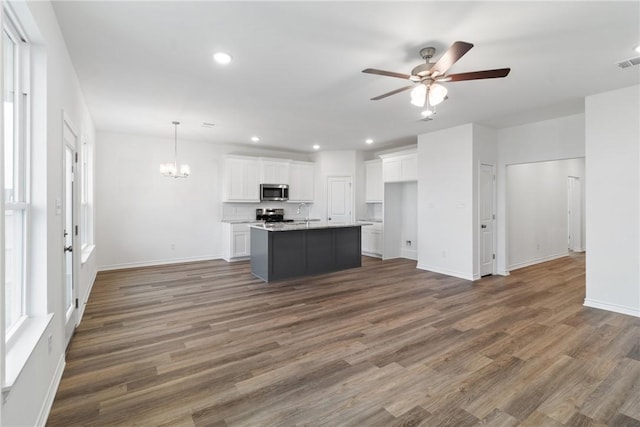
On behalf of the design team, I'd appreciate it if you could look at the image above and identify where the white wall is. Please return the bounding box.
[506,158,584,270]
[95,131,310,270]
[96,132,219,269]
[496,114,585,274]
[2,1,97,426]
[584,85,639,317]
[417,124,474,280]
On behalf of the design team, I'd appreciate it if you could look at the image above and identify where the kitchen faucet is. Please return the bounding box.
[297,203,309,221]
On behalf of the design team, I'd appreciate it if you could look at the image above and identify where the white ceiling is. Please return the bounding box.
[51,1,640,153]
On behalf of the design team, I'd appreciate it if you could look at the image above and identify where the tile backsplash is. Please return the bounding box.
[222,202,314,220]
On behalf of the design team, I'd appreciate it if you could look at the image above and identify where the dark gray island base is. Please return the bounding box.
[250,223,363,282]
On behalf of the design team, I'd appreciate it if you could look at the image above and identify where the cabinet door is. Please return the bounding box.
[401,156,417,181]
[244,159,260,201]
[383,159,402,182]
[260,160,290,184]
[365,161,383,202]
[383,155,417,183]
[232,231,250,257]
[224,158,260,202]
[289,162,315,202]
[370,230,382,254]
[361,227,372,253]
[225,158,246,201]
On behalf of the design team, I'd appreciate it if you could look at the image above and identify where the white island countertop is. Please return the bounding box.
[251,221,371,232]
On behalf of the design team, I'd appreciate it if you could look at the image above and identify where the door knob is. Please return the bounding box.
[64,245,73,253]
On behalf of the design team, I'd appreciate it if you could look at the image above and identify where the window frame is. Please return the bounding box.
[80,138,92,251]
[3,5,31,346]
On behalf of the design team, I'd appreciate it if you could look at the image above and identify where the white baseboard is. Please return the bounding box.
[77,268,97,325]
[223,256,250,262]
[98,254,221,272]
[416,263,474,281]
[400,248,417,260]
[362,252,382,259]
[36,354,65,427]
[584,299,640,318]
[508,252,568,271]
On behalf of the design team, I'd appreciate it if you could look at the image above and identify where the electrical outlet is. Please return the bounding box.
[442,251,447,258]
[171,244,176,250]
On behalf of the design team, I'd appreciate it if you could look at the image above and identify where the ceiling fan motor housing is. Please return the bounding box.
[412,47,436,78]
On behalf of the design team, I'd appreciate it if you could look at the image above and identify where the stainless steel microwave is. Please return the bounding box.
[260,184,289,201]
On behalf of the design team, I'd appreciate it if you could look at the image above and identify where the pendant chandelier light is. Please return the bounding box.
[160,121,190,178]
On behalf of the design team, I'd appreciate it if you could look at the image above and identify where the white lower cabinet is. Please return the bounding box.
[223,223,255,261]
[361,222,383,257]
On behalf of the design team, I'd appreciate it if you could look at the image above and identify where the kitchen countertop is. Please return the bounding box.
[222,218,322,224]
[251,221,371,232]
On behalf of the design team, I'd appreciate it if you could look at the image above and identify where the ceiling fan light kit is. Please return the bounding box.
[363,41,510,114]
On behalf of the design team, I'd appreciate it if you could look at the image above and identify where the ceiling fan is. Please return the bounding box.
[363,41,510,111]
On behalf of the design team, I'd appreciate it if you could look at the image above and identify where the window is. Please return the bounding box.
[80,140,90,249]
[3,11,29,341]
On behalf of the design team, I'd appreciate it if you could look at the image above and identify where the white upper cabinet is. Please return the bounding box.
[288,161,315,202]
[365,160,383,203]
[380,149,417,183]
[260,159,290,184]
[223,156,260,202]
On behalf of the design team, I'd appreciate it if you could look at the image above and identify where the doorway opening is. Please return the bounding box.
[506,158,585,271]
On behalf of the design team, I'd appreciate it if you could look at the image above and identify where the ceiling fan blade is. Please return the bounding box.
[438,68,511,82]
[370,85,414,100]
[430,41,474,78]
[362,68,411,80]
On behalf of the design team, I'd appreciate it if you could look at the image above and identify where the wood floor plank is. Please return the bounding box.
[46,253,640,426]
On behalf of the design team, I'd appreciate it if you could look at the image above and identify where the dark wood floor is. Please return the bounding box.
[47,254,640,427]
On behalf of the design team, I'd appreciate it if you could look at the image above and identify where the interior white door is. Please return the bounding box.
[567,176,582,251]
[327,176,352,225]
[63,120,78,347]
[479,164,495,276]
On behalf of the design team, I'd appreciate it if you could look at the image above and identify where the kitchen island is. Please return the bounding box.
[250,222,366,282]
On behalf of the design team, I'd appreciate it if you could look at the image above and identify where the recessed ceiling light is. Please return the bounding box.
[251,136,260,143]
[313,144,320,150]
[365,138,373,144]
[213,52,232,65]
